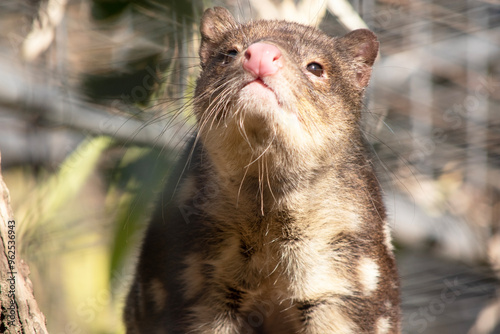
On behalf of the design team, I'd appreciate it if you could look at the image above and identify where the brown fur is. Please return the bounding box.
[124,7,400,333]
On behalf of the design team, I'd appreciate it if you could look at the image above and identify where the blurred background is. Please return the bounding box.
[0,0,499,333]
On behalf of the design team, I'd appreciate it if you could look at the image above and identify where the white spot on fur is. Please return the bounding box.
[282,239,353,299]
[383,223,394,251]
[149,278,167,310]
[357,257,379,295]
[384,300,393,309]
[376,316,392,334]
[176,175,196,205]
[306,302,356,333]
[181,254,205,300]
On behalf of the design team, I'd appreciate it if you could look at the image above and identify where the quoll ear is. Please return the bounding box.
[337,29,379,89]
[199,7,237,68]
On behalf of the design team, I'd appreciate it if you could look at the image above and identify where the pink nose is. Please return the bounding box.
[243,43,282,78]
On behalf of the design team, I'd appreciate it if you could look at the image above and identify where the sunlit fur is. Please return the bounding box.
[125,7,400,333]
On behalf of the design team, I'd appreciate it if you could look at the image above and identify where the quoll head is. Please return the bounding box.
[194,7,379,176]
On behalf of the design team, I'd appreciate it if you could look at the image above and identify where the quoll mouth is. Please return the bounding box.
[242,78,281,107]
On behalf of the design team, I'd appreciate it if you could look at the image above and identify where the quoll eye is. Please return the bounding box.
[223,49,238,64]
[306,62,324,77]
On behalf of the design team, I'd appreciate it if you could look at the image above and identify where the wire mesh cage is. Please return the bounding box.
[0,0,499,333]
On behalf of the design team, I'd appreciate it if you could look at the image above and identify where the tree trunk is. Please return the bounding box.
[0,152,48,333]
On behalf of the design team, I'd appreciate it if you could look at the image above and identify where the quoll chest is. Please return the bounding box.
[188,210,379,301]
